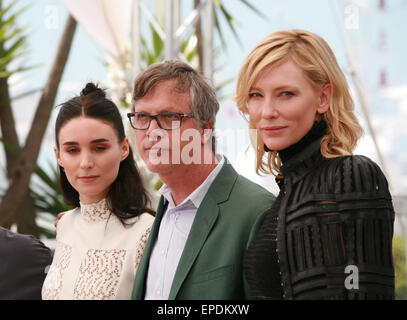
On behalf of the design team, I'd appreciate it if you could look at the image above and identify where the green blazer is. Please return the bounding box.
[131,162,275,300]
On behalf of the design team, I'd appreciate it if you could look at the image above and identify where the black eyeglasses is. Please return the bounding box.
[127,112,195,130]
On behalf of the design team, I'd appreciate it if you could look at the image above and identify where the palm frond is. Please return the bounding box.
[213,0,265,49]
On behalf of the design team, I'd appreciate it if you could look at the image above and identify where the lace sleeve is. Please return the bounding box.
[135,226,151,271]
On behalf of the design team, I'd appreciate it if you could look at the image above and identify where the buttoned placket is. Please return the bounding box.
[154,206,179,298]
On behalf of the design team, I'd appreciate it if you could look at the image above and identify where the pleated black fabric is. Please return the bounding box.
[244,121,395,299]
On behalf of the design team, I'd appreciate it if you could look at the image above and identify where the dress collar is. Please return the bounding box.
[278,120,327,181]
[80,198,112,222]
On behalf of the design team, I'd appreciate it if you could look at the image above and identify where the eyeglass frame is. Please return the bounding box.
[127,111,195,130]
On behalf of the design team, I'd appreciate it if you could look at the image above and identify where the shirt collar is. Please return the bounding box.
[159,155,225,209]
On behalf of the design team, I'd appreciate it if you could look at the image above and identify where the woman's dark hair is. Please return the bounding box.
[55,82,154,221]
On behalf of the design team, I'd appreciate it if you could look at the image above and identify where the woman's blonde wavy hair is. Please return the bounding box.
[234,29,363,177]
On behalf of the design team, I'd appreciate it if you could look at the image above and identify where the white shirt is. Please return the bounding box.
[144,156,225,300]
[42,198,154,300]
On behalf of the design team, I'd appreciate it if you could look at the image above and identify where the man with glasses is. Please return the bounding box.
[130,60,275,300]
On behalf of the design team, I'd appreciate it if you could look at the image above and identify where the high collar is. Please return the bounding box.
[80,198,112,222]
[278,120,327,180]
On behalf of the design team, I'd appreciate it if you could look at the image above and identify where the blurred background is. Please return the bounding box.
[0,0,406,298]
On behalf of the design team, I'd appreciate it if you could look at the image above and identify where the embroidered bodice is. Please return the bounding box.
[42,198,154,300]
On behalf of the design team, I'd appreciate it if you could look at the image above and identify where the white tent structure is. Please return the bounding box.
[61,0,214,78]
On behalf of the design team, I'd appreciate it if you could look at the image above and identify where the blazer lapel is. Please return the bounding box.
[168,196,219,299]
[168,161,238,299]
[131,196,167,299]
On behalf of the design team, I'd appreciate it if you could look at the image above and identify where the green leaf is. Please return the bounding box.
[0,26,24,46]
[212,0,266,51]
[0,1,30,76]
[1,62,33,77]
[0,70,11,77]
[4,35,25,57]
[29,157,74,227]
[213,10,226,50]
[0,36,26,72]
[35,163,60,192]
[152,24,163,57]
[237,0,267,19]
[217,2,243,48]
[0,2,29,28]
[30,222,55,239]
[0,0,19,22]
[185,46,197,62]
[0,11,17,31]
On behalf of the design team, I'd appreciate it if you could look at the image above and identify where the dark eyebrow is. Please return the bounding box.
[62,141,78,146]
[62,138,109,146]
[90,138,110,144]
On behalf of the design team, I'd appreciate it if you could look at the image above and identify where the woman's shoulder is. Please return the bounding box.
[324,154,385,177]
[122,212,154,230]
[321,154,390,193]
[136,212,155,225]
[56,207,80,236]
[119,213,154,248]
[339,154,380,166]
[58,207,79,223]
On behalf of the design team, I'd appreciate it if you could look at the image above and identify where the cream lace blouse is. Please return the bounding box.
[42,198,154,300]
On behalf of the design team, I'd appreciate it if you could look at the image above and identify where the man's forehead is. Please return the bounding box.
[149,79,188,95]
[133,80,190,113]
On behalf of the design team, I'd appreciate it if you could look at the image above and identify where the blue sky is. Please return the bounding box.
[2,0,407,196]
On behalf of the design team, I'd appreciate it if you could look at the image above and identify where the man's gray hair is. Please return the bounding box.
[132,60,219,128]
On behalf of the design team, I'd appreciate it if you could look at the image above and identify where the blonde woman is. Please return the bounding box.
[235,29,395,299]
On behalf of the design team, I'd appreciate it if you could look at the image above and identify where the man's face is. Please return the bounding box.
[133,80,204,175]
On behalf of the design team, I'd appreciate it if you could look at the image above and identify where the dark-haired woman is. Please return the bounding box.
[42,83,154,300]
